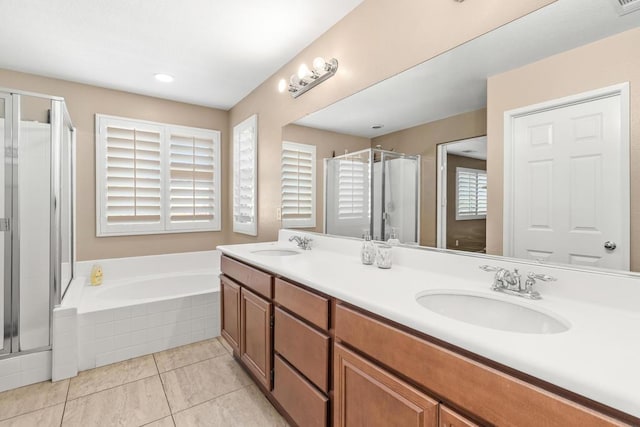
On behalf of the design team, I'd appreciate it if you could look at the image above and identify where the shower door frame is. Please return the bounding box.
[1,91,13,357]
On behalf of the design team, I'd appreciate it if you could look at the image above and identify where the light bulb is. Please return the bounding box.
[154,73,174,83]
[278,78,287,93]
[290,74,300,86]
[313,57,327,73]
[297,63,311,79]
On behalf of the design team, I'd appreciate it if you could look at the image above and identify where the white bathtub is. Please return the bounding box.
[57,250,221,374]
[82,271,218,312]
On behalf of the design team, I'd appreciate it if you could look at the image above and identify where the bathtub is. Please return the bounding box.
[58,250,221,373]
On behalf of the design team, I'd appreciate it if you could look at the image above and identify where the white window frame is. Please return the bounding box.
[281,141,316,229]
[96,114,221,236]
[456,167,487,221]
[232,114,258,236]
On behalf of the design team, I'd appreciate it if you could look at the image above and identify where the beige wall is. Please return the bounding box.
[0,68,229,261]
[281,124,370,233]
[446,154,487,252]
[486,28,640,271]
[372,109,487,246]
[227,0,556,245]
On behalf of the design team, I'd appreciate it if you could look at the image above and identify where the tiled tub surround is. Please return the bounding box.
[218,230,640,420]
[58,250,221,375]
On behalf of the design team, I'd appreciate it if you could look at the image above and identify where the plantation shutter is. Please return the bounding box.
[96,115,221,236]
[338,158,368,220]
[281,141,316,228]
[456,167,487,220]
[167,126,221,231]
[97,117,163,235]
[233,115,258,235]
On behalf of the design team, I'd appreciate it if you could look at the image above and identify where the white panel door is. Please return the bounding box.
[511,94,627,270]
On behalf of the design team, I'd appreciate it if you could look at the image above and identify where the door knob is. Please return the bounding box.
[604,241,617,250]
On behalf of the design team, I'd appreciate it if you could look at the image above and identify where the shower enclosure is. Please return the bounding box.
[0,89,74,358]
[325,148,420,243]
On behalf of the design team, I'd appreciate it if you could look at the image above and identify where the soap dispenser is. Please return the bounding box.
[387,227,400,246]
[361,231,375,265]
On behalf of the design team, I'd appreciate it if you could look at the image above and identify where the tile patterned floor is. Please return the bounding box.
[0,338,288,427]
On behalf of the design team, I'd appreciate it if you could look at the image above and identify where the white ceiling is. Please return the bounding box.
[446,137,487,161]
[0,0,363,109]
[296,0,640,138]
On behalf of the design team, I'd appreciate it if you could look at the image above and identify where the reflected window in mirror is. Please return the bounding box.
[456,167,487,221]
[281,141,316,228]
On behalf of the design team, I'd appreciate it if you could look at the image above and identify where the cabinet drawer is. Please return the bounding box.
[440,406,478,427]
[273,354,328,427]
[335,304,626,427]
[274,278,329,330]
[221,255,273,298]
[274,307,330,392]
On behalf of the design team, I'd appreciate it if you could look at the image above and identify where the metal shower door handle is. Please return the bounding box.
[0,218,9,231]
[604,241,617,250]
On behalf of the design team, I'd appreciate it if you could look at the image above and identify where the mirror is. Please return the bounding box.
[287,0,640,273]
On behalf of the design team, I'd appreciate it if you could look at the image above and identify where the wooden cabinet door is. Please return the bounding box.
[220,276,241,354]
[334,343,438,427]
[440,406,479,427]
[241,287,273,390]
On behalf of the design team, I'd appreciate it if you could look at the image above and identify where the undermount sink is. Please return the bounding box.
[251,249,300,256]
[416,291,570,334]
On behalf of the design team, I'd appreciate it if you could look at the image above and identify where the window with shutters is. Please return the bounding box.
[281,141,316,228]
[456,167,487,220]
[337,157,368,220]
[96,114,220,236]
[232,115,258,236]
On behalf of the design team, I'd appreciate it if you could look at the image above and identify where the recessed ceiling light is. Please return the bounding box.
[154,73,174,83]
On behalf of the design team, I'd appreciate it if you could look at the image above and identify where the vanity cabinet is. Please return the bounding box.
[220,254,634,427]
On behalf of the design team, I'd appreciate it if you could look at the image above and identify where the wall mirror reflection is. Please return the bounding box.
[286,0,640,273]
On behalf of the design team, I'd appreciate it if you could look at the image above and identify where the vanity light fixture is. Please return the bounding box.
[154,73,174,83]
[280,57,338,98]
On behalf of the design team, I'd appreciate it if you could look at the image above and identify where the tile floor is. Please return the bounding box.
[0,338,288,427]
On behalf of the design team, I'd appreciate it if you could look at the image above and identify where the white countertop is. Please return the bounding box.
[217,231,640,419]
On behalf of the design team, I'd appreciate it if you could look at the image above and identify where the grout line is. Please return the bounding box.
[64,371,157,403]
[170,383,249,417]
[153,352,176,425]
[0,381,70,424]
[60,379,71,427]
[155,350,229,375]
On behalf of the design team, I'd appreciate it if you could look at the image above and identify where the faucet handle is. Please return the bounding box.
[527,272,556,282]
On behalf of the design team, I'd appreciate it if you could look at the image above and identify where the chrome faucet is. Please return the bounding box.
[289,235,312,250]
[479,265,556,300]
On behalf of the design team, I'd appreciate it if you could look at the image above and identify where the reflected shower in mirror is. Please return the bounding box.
[325,148,420,243]
[289,0,640,273]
